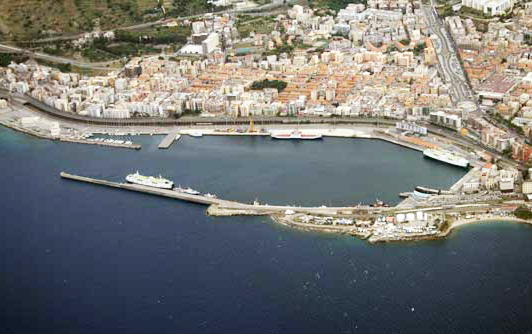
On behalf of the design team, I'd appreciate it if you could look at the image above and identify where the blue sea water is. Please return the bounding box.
[1,127,532,334]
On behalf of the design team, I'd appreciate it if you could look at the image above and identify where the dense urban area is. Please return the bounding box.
[3,0,532,242]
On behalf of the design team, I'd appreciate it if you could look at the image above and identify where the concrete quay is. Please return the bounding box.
[372,132,424,152]
[59,172,393,216]
[449,167,479,193]
[0,118,141,149]
[158,132,179,149]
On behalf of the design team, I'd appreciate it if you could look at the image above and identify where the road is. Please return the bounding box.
[2,0,291,45]
[423,2,476,106]
[0,43,119,71]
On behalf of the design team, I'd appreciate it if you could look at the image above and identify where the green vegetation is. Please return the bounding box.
[115,26,191,45]
[78,26,191,61]
[459,6,491,19]
[0,54,14,67]
[514,206,532,220]
[525,34,532,46]
[387,45,398,53]
[493,113,524,136]
[0,53,29,67]
[236,15,277,38]
[1,0,162,41]
[170,0,227,16]
[180,109,202,117]
[264,44,295,57]
[308,0,367,12]
[34,59,72,73]
[251,79,288,92]
[413,42,426,56]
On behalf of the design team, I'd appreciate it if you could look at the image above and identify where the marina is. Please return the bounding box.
[3,126,532,334]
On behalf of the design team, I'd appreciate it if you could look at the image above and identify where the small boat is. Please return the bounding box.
[183,187,200,195]
[205,193,217,198]
[175,186,201,195]
[175,134,182,140]
[189,131,203,137]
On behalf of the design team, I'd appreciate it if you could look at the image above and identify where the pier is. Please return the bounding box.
[0,119,141,150]
[449,167,479,193]
[158,132,179,149]
[59,172,392,216]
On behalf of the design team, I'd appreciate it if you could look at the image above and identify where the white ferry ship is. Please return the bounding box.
[423,148,469,168]
[271,130,322,140]
[126,171,174,189]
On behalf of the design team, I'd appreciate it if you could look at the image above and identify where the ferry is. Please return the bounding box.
[423,148,469,168]
[126,171,174,189]
[413,186,432,199]
[271,130,322,140]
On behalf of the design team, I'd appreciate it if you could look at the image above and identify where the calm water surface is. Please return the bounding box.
[1,127,531,334]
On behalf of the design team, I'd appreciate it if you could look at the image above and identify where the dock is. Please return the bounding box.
[372,131,424,152]
[59,172,393,216]
[158,132,179,149]
[449,167,479,193]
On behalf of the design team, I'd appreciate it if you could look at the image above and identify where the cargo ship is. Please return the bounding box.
[126,171,174,189]
[423,148,469,168]
[271,130,322,140]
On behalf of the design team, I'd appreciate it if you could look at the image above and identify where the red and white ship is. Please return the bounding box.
[270,130,322,140]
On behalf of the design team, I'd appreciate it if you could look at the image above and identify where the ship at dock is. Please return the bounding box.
[126,171,174,189]
[271,130,322,140]
[423,148,469,168]
[175,186,201,195]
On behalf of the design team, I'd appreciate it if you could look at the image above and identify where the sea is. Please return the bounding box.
[1,127,532,334]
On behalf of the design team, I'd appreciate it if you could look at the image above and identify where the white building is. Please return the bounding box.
[461,0,516,16]
[202,33,220,55]
[430,111,462,130]
[522,181,532,194]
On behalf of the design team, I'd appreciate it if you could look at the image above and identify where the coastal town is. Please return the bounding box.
[2,0,532,241]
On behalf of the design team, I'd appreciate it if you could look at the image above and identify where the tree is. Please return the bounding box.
[0,53,13,67]
[251,79,288,92]
[413,42,426,56]
[514,207,532,220]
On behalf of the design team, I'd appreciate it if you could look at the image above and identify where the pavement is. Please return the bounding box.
[423,3,476,105]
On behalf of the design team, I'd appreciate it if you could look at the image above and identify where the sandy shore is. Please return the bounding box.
[444,215,532,236]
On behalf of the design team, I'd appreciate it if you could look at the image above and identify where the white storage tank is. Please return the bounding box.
[396,214,406,223]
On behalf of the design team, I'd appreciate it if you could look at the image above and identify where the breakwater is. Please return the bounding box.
[59,172,391,216]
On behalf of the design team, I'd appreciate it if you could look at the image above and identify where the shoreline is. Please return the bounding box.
[273,213,532,243]
[4,112,525,245]
[0,119,141,150]
[445,217,532,234]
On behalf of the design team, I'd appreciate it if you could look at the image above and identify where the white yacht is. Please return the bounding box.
[189,131,203,137]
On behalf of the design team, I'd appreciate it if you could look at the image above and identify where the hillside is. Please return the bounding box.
[0,0,161,41]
